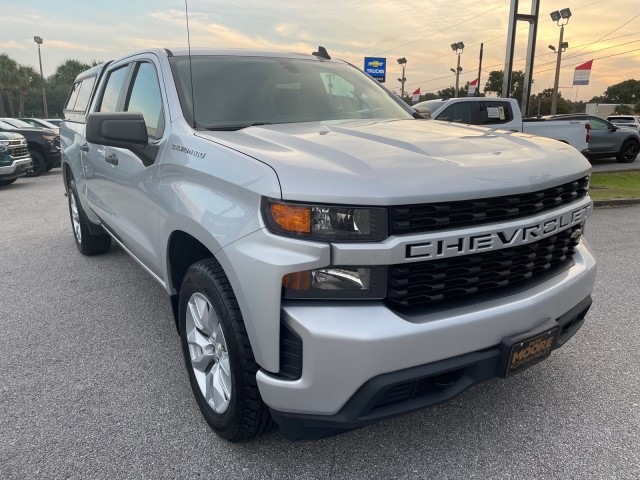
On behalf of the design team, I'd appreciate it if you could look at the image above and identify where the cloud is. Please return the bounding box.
[0,40,27,50]
[45,40,108,53]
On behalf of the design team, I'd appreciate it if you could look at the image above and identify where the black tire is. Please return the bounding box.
[179,259,272,442]
[0,178,17,186]
[67,179,111,255]
[44,163,54,172]
[25,151,46,177]
[616,139,639,163]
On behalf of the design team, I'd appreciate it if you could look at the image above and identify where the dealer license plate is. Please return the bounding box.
[505,327,558,377]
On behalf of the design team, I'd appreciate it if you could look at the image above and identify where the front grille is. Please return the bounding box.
[386,226,580,309]
[389,177,589,235]
[9,146,29,157]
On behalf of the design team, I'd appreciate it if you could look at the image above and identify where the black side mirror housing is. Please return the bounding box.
[86,112,148,149]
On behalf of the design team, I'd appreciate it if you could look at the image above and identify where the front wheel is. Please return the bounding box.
[25,151,46,177]
[0,178,17,186]
[67,179,111,255]
[616,140,639,163]
[179,259,272,442]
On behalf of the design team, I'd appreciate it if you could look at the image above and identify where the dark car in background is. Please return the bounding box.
[0,131,32,186]
[0,119,61,176]
[18,118,60,133]
[548,114,640,163]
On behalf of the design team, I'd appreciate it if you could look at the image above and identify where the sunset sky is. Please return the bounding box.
[1,0,638,102]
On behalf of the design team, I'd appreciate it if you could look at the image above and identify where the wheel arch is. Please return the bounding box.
[165,229,220,332]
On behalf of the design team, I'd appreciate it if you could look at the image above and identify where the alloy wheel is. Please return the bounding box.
[185,292,232,413]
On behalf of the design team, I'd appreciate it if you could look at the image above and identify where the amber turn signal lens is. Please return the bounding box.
[282,271,312,291]
[270,203,311,233]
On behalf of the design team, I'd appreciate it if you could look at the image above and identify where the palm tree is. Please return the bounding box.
[0,53,18,117]
[16,65,38,117]
[51,59,91,88]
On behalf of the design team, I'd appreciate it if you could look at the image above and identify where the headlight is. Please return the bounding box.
[42,134,56,142]
[262,198,388,242]
[282,266,387,300]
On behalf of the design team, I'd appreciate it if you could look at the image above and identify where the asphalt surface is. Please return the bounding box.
[590,156,640,172]
[1,170,639,480]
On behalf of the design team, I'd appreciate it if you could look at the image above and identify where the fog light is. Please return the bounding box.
[282,266,387,300]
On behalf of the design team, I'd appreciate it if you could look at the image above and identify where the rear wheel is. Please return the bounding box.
[616,139,639,163]
[179,259,272,442]
[67,179,111,255]
[25,151,46,177]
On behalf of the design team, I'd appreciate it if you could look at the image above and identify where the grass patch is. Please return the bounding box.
[589,171,640,200]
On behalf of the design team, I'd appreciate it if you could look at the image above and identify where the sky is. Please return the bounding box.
[1,0,639,104]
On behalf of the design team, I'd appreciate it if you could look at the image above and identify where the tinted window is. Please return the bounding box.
[98,66,128,113]
[588,118,609,130]
[74,76,96,112]
[65,81,81,110]
[473,101,513,124]
[169,56,412,129]
[438,103,472,123]
[125,62,164,139]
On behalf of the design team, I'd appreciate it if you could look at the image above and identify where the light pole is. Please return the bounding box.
[397,57,407,99]
[550,8,571,115]
[33,36,48,118]
[451,42,464,97]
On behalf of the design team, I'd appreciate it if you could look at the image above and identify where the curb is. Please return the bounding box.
[593,198,640,208]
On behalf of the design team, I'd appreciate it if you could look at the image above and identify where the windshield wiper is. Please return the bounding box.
[204,122,273,131]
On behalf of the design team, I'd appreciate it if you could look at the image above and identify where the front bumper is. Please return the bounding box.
[270,296,592,440]
[256,239,597,419]
[0,157,33,179]
[46,149,61,168]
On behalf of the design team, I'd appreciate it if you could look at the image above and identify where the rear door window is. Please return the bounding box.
[473,101,513,124]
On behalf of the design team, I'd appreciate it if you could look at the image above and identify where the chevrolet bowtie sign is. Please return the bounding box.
[364,57,386,83]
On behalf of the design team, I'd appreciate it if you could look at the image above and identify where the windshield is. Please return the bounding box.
[0,120,16,129]
[413,100,446,114]
[169,56,412,130]
[0,118,32,128]
[608,117,634,123]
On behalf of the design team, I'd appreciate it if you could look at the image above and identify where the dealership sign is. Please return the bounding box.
[364,57,386,82]
[573,60,593,86]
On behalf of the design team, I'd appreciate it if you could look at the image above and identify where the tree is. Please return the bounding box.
[614,104,633,115]
[437,84,469,98]
[15,65,38,117]
[601,79,640,104]
[529,88,571,116]
[50,59,91,88]
[484,70,526,104]
[0,53,18,116]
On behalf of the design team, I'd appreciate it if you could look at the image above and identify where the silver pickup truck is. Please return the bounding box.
[60,47,597,441]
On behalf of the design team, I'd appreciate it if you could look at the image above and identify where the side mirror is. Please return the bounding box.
[86,112,148,149]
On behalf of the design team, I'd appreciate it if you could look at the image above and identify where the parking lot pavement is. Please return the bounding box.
[1,170,639,480]
[590,157,640,172]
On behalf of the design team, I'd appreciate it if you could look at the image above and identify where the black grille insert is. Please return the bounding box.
[387,227,580,309]
[389,177,589,235]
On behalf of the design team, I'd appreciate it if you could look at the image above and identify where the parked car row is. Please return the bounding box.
[412,98,639,163]
[0,117,61,186]
[0,131,33,186]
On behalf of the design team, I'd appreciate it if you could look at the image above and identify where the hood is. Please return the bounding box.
[199,119,592,205]
[0,131,26,141]
[1,126,57,136]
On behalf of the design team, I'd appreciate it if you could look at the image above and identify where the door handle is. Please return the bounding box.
[80,144,89,152]
[105,154,119,166]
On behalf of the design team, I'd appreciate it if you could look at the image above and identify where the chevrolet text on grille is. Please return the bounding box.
[407,203,591,260]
